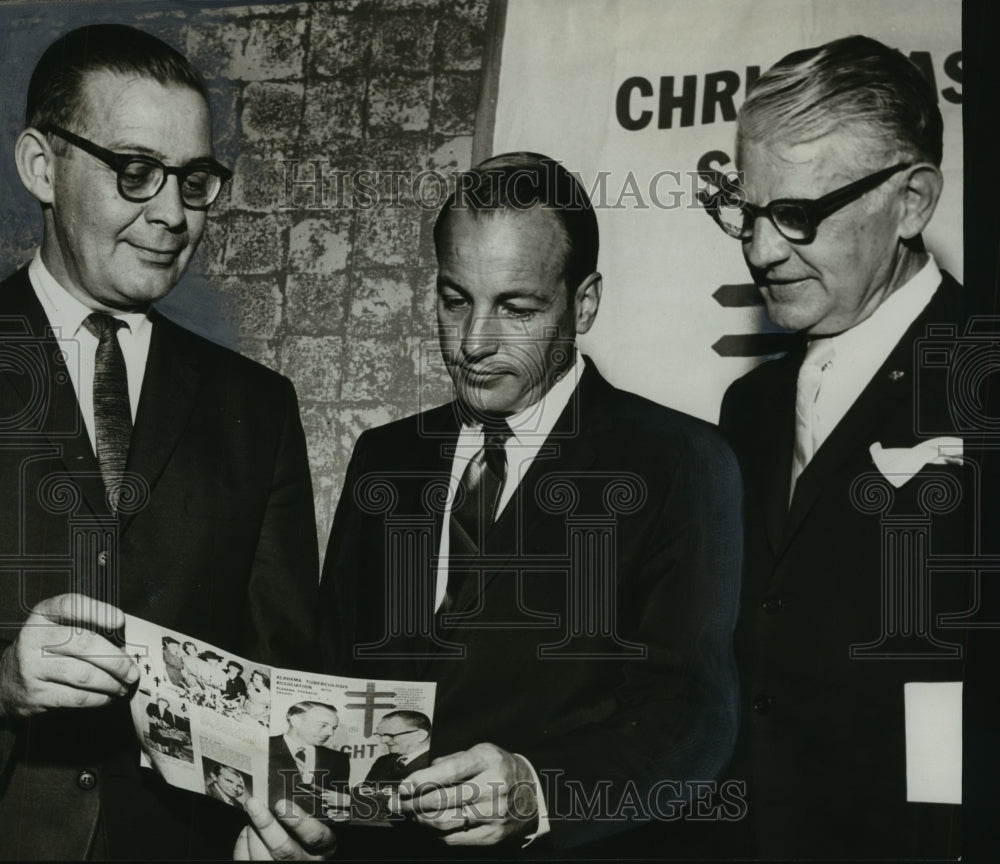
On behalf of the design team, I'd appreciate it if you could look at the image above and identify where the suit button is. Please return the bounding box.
[752,693,773,715]
[77,770,97,791]
[97,550,109,567]
[761,596,782,614]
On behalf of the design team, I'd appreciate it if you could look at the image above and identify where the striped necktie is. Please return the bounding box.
[444,419,513,612]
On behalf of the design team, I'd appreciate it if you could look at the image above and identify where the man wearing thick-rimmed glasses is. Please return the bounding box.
[0,24,318,860]
[714,35,973,860]
[365,710,432,783]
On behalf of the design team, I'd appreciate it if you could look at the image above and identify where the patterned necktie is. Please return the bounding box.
[83,312,132,512]
[444,420,513,612]
[790,338,835,503]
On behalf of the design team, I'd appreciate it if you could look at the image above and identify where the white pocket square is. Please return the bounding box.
[869,437,963,488]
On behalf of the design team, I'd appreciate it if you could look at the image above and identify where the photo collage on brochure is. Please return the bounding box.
[125,614,436,825]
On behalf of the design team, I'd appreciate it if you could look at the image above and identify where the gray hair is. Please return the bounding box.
[737,35,943,169]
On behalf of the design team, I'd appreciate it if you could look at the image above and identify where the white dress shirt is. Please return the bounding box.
[804,255,940,455]
[28,250,153,452]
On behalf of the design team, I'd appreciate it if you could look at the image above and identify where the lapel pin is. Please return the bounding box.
[889,370,905,381]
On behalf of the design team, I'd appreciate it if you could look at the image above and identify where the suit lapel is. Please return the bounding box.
[119,312,202,534]
[779,278,961,555]
[399,405,461,676]
[783,358,910,547]
[461,363,603,609]
[762,351,801,553]
[1,268,107,515]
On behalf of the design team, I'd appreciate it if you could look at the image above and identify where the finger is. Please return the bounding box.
[399,751,484,797]
[28,680,121,710]
[393,779,449,814]
[244,796,310,860]
[441,823,505,846]
[245,829,278,861]
[396,780,480,816]
[233,826,255,861]
[244,795,281,832]
[408,809,467,833]
[33,656,133,697]
[39,633,138,687]
[275,802,336,854]
[32,594,125,632]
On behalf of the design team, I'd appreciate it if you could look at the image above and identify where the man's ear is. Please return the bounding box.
[15,128,57,205]
[897,162,943,241]
[573,272,602,335]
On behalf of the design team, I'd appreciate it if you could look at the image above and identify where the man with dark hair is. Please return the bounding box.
[267,701,350,815]
[162,637,185,688]
[709,35,975,858]
[145,696,187,760]
[222,661,248,704]
[0,24,318,860]
[434,153,600,302]
[241,151,742,858]
[205,763,249,808]
[366,710,432,782]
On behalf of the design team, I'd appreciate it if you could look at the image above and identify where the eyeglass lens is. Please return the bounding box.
[118,161,222,208]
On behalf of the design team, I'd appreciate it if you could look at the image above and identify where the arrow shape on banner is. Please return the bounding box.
[713,333,802,357]
[712,281,800,357]
[713,283,764,306]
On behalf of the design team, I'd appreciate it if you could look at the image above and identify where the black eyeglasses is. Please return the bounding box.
[375,729,418,740]
[702,162,911,244]
[40,124,232,210]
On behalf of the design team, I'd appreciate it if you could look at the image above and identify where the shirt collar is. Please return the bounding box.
[825,255,940,362]
[460,347,582,445]
[399,743,430,765]
[283,733,311,757]
[28,248,152,338]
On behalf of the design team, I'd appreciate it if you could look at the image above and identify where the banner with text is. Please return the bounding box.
[492,0,962,421]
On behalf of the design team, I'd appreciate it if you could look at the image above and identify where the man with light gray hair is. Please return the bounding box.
[712,35,973,859]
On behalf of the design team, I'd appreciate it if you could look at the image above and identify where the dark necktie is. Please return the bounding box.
[83,313,132,511]
[294,747,307,779]
[445,420,513,612]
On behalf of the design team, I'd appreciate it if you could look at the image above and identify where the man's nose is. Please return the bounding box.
[143,174,187,229]
[460,312,503,360]
[743,212,791,271]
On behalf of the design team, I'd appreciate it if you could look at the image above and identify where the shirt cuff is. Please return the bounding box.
[513,753,549,845]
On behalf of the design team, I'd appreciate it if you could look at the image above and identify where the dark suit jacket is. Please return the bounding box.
[223,675,249,702]
[0,266,320,860]
[145,703,177,729]
[719,274,974,859]
[267,736,351,814]
[320,358,743,853]
[364,749,429,783]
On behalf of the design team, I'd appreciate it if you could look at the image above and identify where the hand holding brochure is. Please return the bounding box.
[124,614,436,824]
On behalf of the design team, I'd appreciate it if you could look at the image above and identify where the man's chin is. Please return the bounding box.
[763,299,823,333]
[454,380,514,416]
[108,278,177,308]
